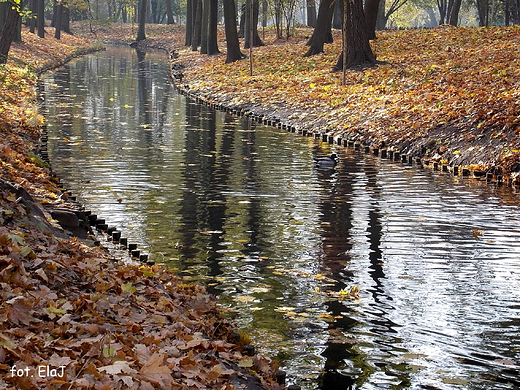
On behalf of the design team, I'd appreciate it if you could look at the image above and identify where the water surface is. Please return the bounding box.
[43,46,520,389]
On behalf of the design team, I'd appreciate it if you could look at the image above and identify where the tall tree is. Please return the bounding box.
[304,0,334,57]
[364,0,380,39]
[333,0,375,71]
[448,0,462,25]
[199,0,219,54]
[436,0,448,23]
[136,0,147,41]
[191,0,202,50]
[200,0,209,53]
[37,0,45,38]
[375,0,385,29]
[0,0,21,64]
[272,0,283,38]
[29,0,36,33]
[476,0,489,25]
[332,0,341,28]
[307,0,316,26]
[283,0,298,39]
[206,0,219,54]
[165,0,175,23]
[54,0,63,39]
[244,0,264,48]
[185,0,194,45]
[222,0,243,62]
[61,1,71,34]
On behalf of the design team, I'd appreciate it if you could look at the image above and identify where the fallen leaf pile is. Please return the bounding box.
[71,22,186,50]
[9,27,104,73]
[1,27,278,389]
[0,216,276,389]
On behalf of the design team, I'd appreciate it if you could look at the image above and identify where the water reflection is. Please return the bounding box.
[43,47,520,390]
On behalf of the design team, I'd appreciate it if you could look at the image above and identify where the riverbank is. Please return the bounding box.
[169,25,520,184]
[1,27,278,389]
[69,22,520,182]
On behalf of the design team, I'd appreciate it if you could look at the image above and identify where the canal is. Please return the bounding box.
[42,46,520,389]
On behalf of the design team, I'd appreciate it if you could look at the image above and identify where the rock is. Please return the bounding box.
[50,209,80,228]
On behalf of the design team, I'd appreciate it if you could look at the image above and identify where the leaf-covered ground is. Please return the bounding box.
[1,27,278,390]
[170,25,520,179]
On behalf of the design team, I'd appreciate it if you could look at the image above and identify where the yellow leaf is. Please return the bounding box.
[103,345,115,358]
[121,282,136,293]
[238,358,253,368]
[47,305,66,316]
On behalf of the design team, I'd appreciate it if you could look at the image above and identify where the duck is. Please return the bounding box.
[314,153,338,169]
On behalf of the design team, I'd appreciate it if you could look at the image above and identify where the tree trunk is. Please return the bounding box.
[51,0,57,26]
[61,3,71,34]
[262,0,267,27]
[333,0,375,71]
[200,0,209,53]
[191,0,202,50]
[37,0,45,38]
[376,0,386,29]
[238,3,245,38]
[150,0,159,23]
[0,2,21,64]
[185,0,193,45]
[54,2,62,39]
[14,12,21,42]
[304,0,334,56]
[274,0,282,38]
[437,0,447,24]
[244,0,264,48]
[306,0,316,27]
[223,0,243,62]
[365,0,380,39]
[165,0,175,24]
[0,2,6,27]
[136,0,147,41]
[207,0,220,54]
[332,0,341,29]
[448,0,462,25]
[476,0,489,25]
[29,0,36,33]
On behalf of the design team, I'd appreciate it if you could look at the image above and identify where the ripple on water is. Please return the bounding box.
[44,46,520,390]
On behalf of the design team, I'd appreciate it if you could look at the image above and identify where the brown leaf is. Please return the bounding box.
[99,360,137,375]
[140,352,176,389]
[6,296,32,325]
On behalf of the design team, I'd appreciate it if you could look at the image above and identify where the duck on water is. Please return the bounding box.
[315,153,338,169]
